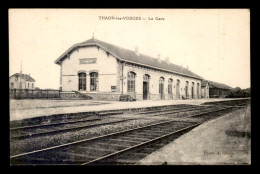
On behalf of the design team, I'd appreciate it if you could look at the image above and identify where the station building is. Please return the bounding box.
[55,37,204,101]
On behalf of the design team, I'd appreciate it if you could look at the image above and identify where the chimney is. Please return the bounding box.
[157,54,161,62]
[135,47,139,56]
[165,57,170,64]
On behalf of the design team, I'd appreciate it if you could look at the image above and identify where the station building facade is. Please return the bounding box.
[55,38,203,101]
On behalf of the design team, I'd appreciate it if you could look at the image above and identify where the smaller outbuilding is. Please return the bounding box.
[208,80,233,98]
[201,80,210,99]
[9,73,36,90]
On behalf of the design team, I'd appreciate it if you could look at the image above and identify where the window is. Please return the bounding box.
[28,83,30,88]
[159,77,165,93]
[191,82,195,98]
[143,74,149,82]
[90,72,98,91]
[78,73,86,91]
[168,79,173,94]
[11,83,14,89]
[32,83,34,88]
[127,72,136,92]
[15,76,18,81]
[185,81,189,97]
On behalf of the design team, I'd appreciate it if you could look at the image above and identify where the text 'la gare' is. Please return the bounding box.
[148,17,165,20]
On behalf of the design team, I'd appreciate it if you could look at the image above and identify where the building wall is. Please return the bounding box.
[206,85,209,98]
[9,76,35,89]
[121,63,202,100]
[61,46,118,92]
[60,46,202,101]
[209,88,230,98]
[201,84,209,99]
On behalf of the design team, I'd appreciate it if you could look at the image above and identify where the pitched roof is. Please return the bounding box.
[208,80,233,90]
[10,73,36,82]
[55,38,203,80]
[201,80,209,87]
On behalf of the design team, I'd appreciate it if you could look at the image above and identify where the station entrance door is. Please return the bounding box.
[143,82,148,100]
[143,74,150,100]
[176,80,180,99]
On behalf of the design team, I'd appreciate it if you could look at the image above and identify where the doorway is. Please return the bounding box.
[143,82,148,100]
[143,74,150,100]
[159,77,165,100]
[176,80,180,99]
[191,82,194,99]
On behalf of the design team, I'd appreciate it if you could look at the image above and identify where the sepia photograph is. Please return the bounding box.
[9,8,251,165]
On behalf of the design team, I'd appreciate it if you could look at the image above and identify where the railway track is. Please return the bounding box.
[10,104,218,140]
[202,98,250,106]
[10,104,243,165]
[136,105,205,115]
[10,118,137,140]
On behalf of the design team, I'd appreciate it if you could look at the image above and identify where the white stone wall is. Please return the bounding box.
[122,63,202,100]
[9,76,35,89]
[26,81,35,89]
[10,76,20,89]
[202,87,205,98]
[206,86,209,98]
[61,46,118,92]
[59,45,202,100]
[201,84,209,99]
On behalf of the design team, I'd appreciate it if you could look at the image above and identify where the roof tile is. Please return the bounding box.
[55,38,203,80]
[11,73,35,82]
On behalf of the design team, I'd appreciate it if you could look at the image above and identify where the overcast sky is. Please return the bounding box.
[9,9,250,89]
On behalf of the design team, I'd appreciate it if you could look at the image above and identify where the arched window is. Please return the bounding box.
[191,82,195,99]
[159,77,165,99]
[127,72,136,92]
[90,72,98,91]
[78,72,86,91]
[159,77,165,83]
[168,78,173,94]
[143,74,150,82]
[11,83,14,89]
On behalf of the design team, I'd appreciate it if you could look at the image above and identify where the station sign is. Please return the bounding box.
[79,58,97,64]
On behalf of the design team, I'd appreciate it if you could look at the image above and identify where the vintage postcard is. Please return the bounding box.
[9,9,250,165]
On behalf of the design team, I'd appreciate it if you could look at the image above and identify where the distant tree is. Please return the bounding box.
[234,87,242,91]
[227,87,250,98]
[244,88,251,95]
